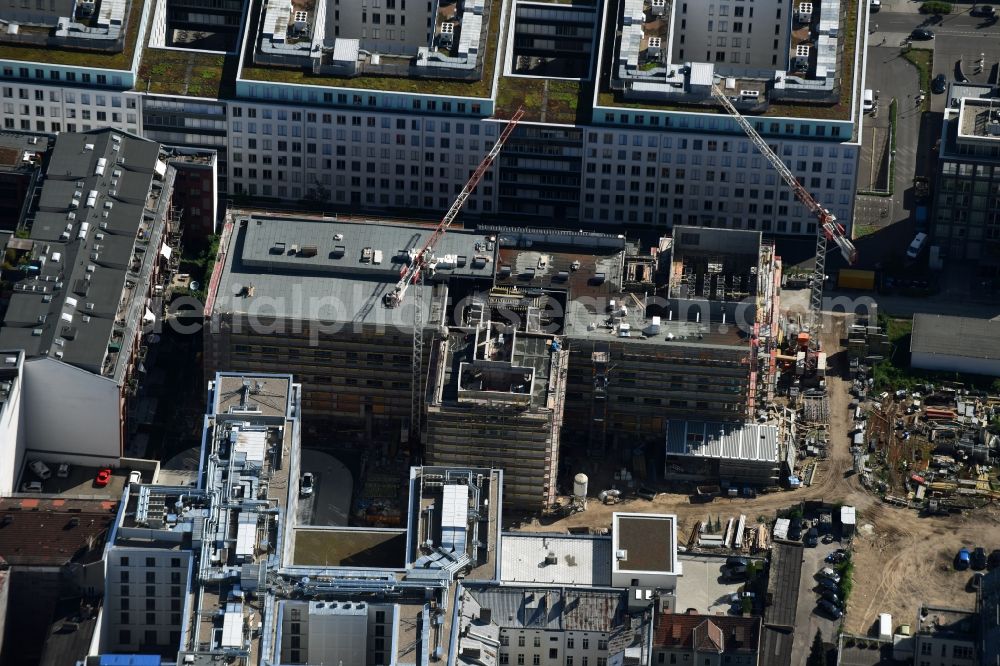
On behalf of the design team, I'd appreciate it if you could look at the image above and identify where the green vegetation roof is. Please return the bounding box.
[138,49,236,98]
[597,0,859,121]
[240,0,502,98]
[495,76,592,124]
[0,0,144,70]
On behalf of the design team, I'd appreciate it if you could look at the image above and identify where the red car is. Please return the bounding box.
[95,468,112,487]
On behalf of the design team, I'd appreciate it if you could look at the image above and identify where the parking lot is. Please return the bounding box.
[790,534,848,663]
[19,460,126,498]
[674,553,762,615]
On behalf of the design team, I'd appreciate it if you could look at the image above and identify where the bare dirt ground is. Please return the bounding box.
[508,315,999,636]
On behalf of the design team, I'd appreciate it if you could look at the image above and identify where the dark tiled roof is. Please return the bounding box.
[653,612,761,654]
[0,498,117,566]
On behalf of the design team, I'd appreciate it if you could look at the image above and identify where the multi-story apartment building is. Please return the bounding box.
[455,584,654,666]
[651,611,761,666]
[931,87,1000,268]
[0,0,869,237]
[0,129,186,459]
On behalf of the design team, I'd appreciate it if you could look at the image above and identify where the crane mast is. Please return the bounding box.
[710,85,858,338]
[384,107,526,308]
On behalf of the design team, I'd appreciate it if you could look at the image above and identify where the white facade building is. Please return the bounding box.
[0,0,868,237]
[672,0,793,69]
[0,351,25,494]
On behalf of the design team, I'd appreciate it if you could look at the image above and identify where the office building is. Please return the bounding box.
[207,216,782,502]
[0,0,866,236]
[203,214,497,433]
[494,226,781,452]
[101,372,301,659]
[932,88,1000,266]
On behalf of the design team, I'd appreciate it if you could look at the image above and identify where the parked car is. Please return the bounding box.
[726,557,749,568]
[988,549,1000,570]
[826,551,847,564]
[788,517,804,541]
[817,577,839,592]
[971,572,985,592]
[724,565,749,581]
[804,528,819,547]
[20,481,43,493]
[94,468,112,488]
[819,567,841,583]
[956,548,971,571]
[822,533,836,544]
[971,5,996,17]
[932,74,947,94]
[818,600,844,618]
[29,460,52,480]
[971,547,987,571]
[299,472,315,497]
[56,463,70,478]
[821,590,841,605]
[910,28,935,40]
[870,0,881,11]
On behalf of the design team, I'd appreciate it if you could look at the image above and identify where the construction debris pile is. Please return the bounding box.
[855,385,1000,512]
[690,514,771,554]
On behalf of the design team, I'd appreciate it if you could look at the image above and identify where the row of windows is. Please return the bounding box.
[497,655,608,666]
[0,86,135,108]
[1,66,124,87]
[117,584,184,597]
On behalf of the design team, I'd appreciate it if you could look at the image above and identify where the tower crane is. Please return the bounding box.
[709,85,857,343]
[386,107,524,443]
[383,107,525,309]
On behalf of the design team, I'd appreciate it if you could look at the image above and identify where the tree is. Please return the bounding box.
[807,629,826,666]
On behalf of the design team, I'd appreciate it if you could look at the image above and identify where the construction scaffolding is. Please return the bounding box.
[588,342,610,458]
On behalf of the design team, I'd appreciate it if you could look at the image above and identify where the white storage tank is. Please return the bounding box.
[573,473,589,499]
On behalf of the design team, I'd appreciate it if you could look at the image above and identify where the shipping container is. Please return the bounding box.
[838,269,876,291]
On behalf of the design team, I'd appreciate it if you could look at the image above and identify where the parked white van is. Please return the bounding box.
[863,89,875,112]
[906,232,928,259]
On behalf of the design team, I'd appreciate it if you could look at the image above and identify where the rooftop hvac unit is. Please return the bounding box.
[797,2,813,22]
[647,36,662,58]
[293,10,308,33]
[439,22,455,47]
[739,89,760,99]
[651,0,667,16]
[796,44,810,57]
